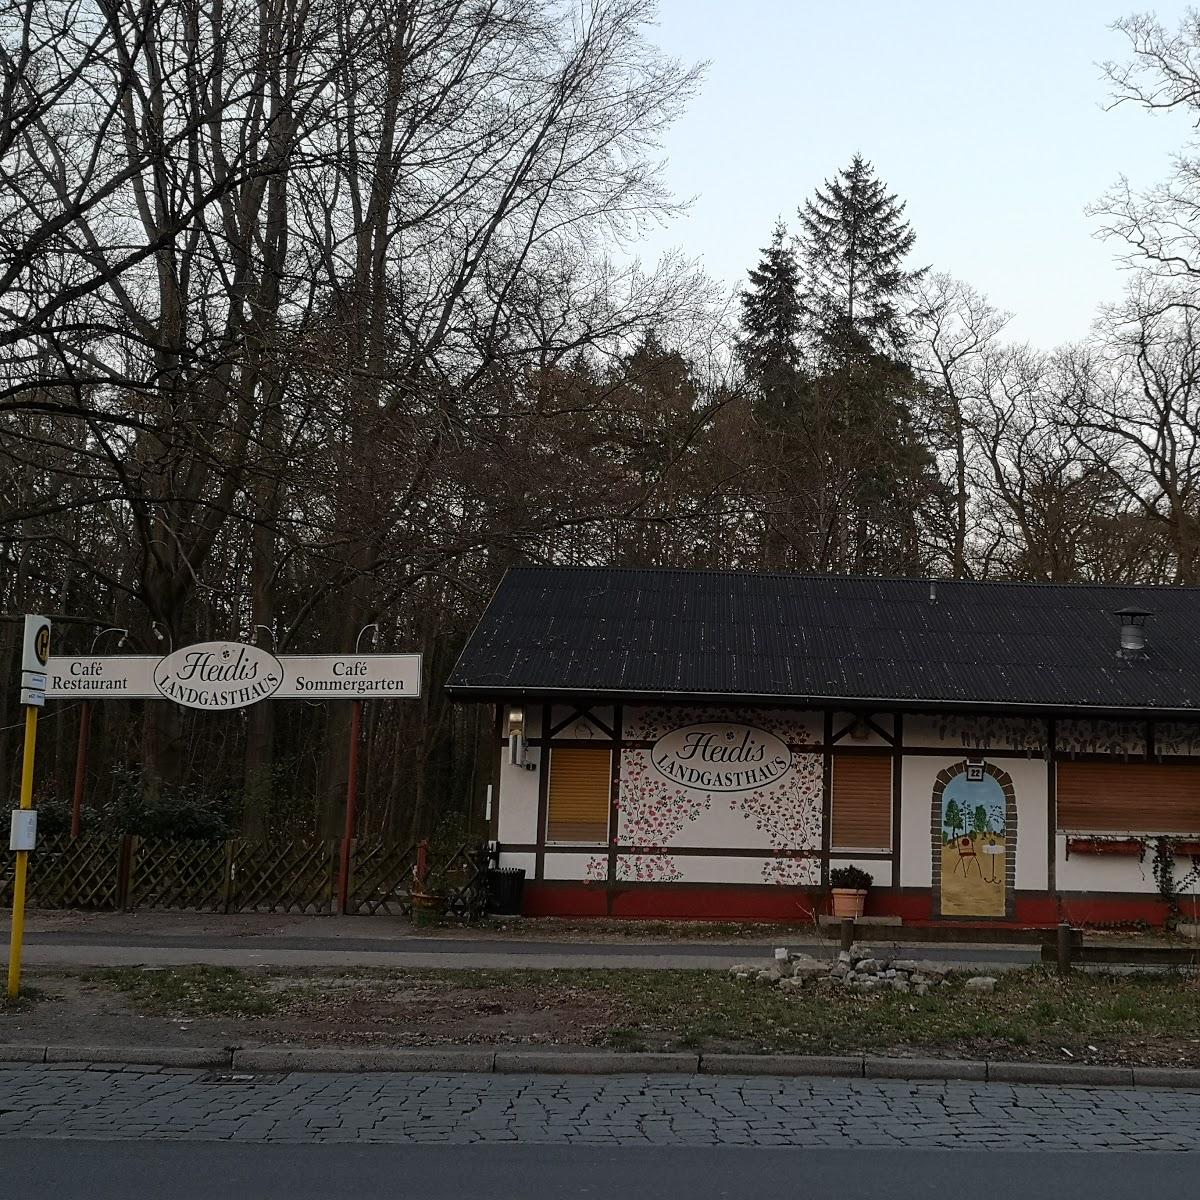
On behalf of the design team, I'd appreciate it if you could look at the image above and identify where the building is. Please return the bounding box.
[447,567,1200,927]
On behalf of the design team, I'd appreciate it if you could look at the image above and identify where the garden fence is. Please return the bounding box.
[0,834,490,918]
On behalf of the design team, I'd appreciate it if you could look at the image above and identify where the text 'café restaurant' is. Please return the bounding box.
[448,567,1200,927]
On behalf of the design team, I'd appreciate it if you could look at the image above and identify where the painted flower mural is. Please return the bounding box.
[605,712,824,884]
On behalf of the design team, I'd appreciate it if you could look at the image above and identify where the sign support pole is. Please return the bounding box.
[337,699,363,914]
[9,614,49,998]
[8,706,39,997]
[70,699,91,839]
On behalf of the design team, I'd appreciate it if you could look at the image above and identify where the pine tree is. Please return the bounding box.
[797,155,925,360]
[737,220,805,420]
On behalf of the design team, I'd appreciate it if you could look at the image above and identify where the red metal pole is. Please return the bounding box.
[70,700,91,839]
[337,699,363,914]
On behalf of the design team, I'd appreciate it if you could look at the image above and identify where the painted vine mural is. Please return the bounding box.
[586,708,823,884]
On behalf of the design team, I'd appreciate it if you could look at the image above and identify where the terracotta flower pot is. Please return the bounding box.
[831,888,868,919]
[410,889,444,927]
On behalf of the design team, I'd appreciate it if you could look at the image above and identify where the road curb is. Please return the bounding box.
[700,1053,862,1077]
[495,1050,699,1074]
[985,1061,1135,1086]
[45,1045,230,1069]
[4,1043,1200,1088]
[865,1055,988,1081]
[232,1046,497,1073]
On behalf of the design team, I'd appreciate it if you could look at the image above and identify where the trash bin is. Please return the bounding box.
[487,867,526,915]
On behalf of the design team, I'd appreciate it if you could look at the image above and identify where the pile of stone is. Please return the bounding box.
[728,944,997,996]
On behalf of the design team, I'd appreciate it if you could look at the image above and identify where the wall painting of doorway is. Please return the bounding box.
[931,761,1017,919]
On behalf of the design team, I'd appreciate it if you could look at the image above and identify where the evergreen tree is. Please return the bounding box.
[944,798,964,841]
[737,220,805,421]
[797,154,925,359]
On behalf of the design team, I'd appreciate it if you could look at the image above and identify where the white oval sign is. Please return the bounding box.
[153,641,283,710]
[650,722,792,793]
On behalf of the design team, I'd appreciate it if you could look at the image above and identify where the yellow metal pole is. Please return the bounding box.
[7,706,39,997]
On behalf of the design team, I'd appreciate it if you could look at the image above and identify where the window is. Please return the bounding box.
[1057,762,1200,833]
[546,747,612,844]
[831,754,892,851]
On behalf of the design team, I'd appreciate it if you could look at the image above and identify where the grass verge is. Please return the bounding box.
[84,963,1200,1065]
[96,965,288,1017]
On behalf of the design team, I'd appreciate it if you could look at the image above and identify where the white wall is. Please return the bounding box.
[1006,758,1049,892]
[831,712,893,748]
[899,756,940,888]
[497,849,536,876]
[829,857,893,888]
[616,853,820,887]
[496,743,542,845]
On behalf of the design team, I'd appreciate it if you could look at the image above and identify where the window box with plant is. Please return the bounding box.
[1065,836,1146,858]
[829,865,873,919]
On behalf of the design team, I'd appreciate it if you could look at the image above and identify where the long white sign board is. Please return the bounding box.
[45,649,421,709]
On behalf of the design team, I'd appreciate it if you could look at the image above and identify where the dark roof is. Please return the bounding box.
[446,567,1200,715]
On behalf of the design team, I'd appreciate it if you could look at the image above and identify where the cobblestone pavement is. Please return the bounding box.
[1,1065,1198,1150]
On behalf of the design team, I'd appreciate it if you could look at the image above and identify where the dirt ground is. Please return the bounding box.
[1,968,630,1051]
[6,908,827,944]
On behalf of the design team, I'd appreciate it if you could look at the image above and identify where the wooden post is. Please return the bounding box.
[337,699,363,914]
[416,838,429,889]
[70,699,91,839]
[117,835,135,910]
[221,840,237,914]
[840,917,855,952]
[1056,922,1073,975]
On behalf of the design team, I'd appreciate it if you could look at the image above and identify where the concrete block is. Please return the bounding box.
[864,1056,987,1081]
[1132,1066,1200,1090]
[987,1061,1135,1086]
[493,1050,698,1074]
[44,1045,228,1069]
[233,1046,496,1073]
[701,1053,862,1078]
[0,1044,46,1063]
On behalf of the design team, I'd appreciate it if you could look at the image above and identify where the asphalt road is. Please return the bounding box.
[16,931,1039,970]
[6,1141,1196,1200]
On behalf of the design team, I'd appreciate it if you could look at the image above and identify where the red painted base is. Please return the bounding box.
[520,882,1175,928]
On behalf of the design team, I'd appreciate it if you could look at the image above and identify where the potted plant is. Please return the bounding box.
[409,883,445,926]
[829,865,873,919]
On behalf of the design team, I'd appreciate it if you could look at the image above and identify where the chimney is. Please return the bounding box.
[929,580,937,604]
[1114,607,1150,657]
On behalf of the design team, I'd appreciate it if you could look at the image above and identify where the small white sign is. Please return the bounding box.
[19,688,45,708]
[276,654,422,699]
[45,656,159,699]
[9,810,37,852]
[22,672,47,691]
[21,615,51,674]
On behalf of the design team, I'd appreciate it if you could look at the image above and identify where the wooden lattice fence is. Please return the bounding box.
[347,839,418,915]
[229,840,338,913]
[126,838,230,911]
[22,834,124,910]
[4,835,490,918]
[435,845,491,920]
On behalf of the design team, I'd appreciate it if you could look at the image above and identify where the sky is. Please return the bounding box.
[636,0,1197,346]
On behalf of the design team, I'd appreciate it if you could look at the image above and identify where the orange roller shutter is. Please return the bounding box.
[832,755,892,851]
[1057,762,1200,833]
[546,747,612,844]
